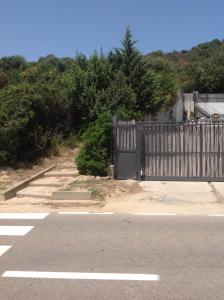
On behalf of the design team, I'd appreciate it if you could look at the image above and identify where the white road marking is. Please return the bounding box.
[0,213,49,220]
[208,214,224,217]
[89,212,114,215]
[0,226,34,236]
[131,213,176,216]
[59,212,90,215]
[58,212,114,215]
[2,271,159,281]
[0,246,11,256]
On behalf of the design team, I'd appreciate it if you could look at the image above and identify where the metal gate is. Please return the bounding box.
[113,122,224,181]
[113,123,137,179]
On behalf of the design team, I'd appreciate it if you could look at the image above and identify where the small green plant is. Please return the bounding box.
[89,188,104,200]
[63,132,78,149]
[76,111,112,176]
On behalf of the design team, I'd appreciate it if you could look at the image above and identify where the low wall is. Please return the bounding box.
[2,165,56,200]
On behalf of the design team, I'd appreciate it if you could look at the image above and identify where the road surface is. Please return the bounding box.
[0,212,224,299]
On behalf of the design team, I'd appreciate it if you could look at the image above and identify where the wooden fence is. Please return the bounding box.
[113,121,224,181]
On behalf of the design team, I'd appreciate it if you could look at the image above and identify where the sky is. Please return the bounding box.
[0,0,223,61]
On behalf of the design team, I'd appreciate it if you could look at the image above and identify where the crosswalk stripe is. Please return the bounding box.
[2,271,159,281]
[0,213,49,220]
[0,246,11,256]
[0,226,34,236]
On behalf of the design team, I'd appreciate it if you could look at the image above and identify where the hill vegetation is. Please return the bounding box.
[145,38,224,93]
[0,29,223,174]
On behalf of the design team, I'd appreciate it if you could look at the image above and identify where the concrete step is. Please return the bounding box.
[45,168,78,177]
[4,197,101,208]
[3,196,52,204]
[29,176,71,187]
[57,163,76,169]
[16,186,57,199]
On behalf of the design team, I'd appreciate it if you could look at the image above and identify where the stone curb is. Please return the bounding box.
[2,165,56,201]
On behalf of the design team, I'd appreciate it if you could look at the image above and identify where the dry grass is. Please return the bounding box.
[66,177,142,201]
[0,148,78,192]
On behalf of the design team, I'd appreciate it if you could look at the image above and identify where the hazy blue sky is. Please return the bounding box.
[0,0,223,61]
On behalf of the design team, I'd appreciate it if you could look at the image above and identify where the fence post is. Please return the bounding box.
[193,91,199,121]
[136,124,142,180]
[200,124,203,178]
[111,124,117,178]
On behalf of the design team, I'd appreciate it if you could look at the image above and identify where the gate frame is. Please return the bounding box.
[113,120,224,182]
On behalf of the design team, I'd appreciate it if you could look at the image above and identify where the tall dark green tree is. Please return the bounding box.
[109,27,176,117]
[109,27,145,84]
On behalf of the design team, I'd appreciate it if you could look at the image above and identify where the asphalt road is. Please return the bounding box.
[0,213,224,299]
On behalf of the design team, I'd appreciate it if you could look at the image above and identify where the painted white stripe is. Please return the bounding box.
[88,212,114,215]
[0,226,34,236]
[0,213,49,220]
[2,271,159,281]
[58,212,114,215]
[0,246,11,256]
[59,212,90,215]
[131,213,176,216]
[208,214,224,217]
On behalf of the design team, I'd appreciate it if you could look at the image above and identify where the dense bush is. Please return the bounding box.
[76,112,112,176]
[0,83,67,164]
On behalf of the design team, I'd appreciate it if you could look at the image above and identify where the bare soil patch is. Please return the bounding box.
[64,177,142,202]
[0,148,78,193]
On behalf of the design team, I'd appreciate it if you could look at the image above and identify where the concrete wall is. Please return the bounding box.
[115,92,224,123]
[198,94,224,102]
[183,93,224,120]
[183,93,194,119]
[143,91,184,122]
[171,91,184,122]
[143,109,172,122]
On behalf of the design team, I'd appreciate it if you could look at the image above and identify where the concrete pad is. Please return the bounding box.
[30,177,71,187]
[139,181,218,203]
[149,191,217,203]
[139,181,213,193]
[102,190,224,215]
[210,182,224,202]
[17,186,57,199]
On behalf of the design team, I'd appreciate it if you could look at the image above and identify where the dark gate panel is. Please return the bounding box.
[113,124,138,179]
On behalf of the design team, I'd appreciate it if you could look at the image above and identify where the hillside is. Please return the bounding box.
[145,39,224,92]
[148,39,224,63]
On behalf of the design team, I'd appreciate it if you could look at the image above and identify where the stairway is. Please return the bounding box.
[16,164,78,200]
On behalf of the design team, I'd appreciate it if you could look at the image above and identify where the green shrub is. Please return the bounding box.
[0,83,67,165]
[76,111,112,176]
